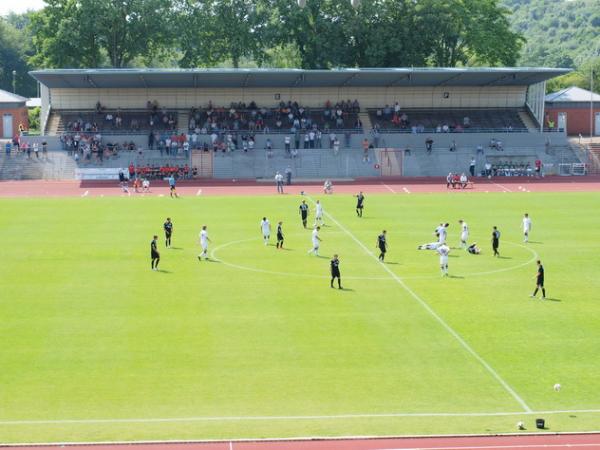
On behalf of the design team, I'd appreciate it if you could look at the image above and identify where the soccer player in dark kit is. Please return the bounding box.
[491,226,501,257]
[276,221,284,249]
[355,191,365,217]
[151,235,160,270]
[163,217,173,248]
[376,230,387,262]
[299,200,309,228]
[530,260,546,299]
[330,254,342,289]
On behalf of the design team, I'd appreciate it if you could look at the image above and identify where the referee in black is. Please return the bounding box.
[530,260,546,299]
[330,254,342,289]
[376,230,387,262]
[276,221,284,249]
[355,191,365,217]
[163,217,173,248]
[151,235,160,270]
[299,200,309,228]
[491,226,500,257]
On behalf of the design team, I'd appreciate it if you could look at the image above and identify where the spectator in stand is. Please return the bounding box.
[460,173,468,189]
[425,137,433,154]
[463,116,471,128]
[485,161,492,177]
[446,172,453,189]
[362,138,370,162]
[128,162,135,180]
[284,135,291,155]
[469,157,476,177]
[449,140,456,152]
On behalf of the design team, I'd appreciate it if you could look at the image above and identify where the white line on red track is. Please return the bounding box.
[382,183,397,193]
[403,187,411,194]
[81,190,89,197]
[492,183,513,193]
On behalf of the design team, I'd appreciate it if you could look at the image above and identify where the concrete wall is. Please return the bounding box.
[49,86,528,110]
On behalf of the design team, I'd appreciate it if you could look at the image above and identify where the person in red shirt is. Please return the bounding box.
[128,163,135,180]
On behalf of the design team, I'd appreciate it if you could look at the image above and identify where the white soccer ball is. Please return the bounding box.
[516,421,525,430]
[554,383,561,391]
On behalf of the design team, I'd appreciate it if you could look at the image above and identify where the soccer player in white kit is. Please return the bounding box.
[437,243,450,276]
[522,213,532,243]
[435,223,449,244]
[308,226,322,256]
[314,200,325,226]
[260,217,271,245]
[198,225,211,260]
[458,219,469,249]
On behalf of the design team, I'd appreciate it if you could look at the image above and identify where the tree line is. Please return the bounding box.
[0,0,596,98]
[2,0,523,97]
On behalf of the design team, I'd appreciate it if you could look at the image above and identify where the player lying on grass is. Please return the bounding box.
[418,241,440,250]
[467,243,481,254]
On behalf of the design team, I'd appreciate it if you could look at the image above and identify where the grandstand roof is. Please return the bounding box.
[545,86,600,103]
[30,68,570,89]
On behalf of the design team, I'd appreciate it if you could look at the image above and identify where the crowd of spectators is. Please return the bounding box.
[186,99,362,134]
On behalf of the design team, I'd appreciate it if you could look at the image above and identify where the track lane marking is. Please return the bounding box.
[306,196,532,413]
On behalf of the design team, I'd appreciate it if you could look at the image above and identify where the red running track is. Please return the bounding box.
[5,433,600,450]
[1,176,600,197]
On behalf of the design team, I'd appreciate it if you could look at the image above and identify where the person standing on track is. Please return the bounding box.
[276,221,284,249]
[168,175,179,198]
[376,230,388,262]
[151,235,160,270]
[299,200,309,228]
[260,217,271,245]
[330,254,342,289]
[198,225,211,261]
[163,217,173,248]
[530,260,546,299]
[355,191,365,217]
[492,226,501,257]
[523,213,532,243]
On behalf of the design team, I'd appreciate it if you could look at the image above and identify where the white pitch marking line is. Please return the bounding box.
[229,441,234,450]
[81,190,89,197]
[196,188,202,196]
[382,183,397,194]
[402,187,411,194]
[2,409,600,426]
[306,196,532,413]
[492,182,512,193]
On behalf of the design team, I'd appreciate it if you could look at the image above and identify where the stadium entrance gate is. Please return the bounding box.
[378,148,403,177]
[191,150,214,178]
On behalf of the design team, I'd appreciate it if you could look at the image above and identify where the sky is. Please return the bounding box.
[0,0,45,16]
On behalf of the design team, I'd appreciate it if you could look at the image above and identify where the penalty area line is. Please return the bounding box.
[306,196,532,413]
[381,183,397,194]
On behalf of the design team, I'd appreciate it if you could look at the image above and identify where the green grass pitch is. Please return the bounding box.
[1,191,599,443]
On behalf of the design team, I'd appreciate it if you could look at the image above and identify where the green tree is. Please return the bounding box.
[29,0,103,68]
[0,17,36,97]
[417,0,524,67]
[178,0,266,69]
[30,0,175,68]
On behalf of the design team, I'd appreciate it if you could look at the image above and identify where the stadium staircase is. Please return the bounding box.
[0,151,78,180]
[518,110,539,132]
[587,143,600,174]
[45,111,62,135]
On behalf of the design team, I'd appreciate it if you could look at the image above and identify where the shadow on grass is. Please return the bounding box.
[448,274,465,279]
[156,269,172,274]
[543,297,561,302]
[527,241,543,244]
[497,256,513,259]
[169,247,184,250]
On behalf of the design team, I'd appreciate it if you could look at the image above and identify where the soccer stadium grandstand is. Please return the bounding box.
[0,67,589,180]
